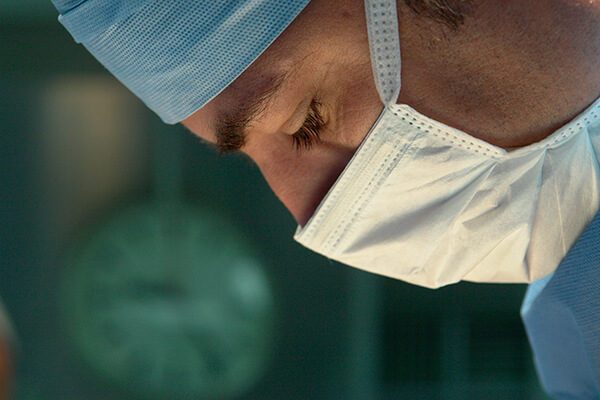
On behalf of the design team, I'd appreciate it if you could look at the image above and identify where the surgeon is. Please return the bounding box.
[51,0,600,398]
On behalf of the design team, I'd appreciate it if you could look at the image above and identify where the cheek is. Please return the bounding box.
[249,140,355,226]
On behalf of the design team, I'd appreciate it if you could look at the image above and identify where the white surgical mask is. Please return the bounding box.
[294,0,600,288]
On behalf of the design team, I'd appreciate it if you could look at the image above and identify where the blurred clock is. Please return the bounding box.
[60,201,275,400]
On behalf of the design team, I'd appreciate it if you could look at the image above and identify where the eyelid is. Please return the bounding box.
[291,100,324,151]
[280,95,315,135]
[214,73,289,154]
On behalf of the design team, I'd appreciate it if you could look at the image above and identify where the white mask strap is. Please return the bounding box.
[364,0,402,105]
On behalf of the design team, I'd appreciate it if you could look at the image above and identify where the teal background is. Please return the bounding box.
[0,2,553,399]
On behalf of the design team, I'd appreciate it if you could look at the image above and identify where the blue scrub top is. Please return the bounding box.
[522,209,600,399]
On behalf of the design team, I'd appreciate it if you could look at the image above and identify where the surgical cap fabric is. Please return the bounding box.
[51,0,311,123]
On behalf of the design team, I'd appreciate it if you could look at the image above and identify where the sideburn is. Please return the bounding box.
[402,0,471,30]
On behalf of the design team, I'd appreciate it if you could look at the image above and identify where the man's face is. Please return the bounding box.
[182,0,383,225]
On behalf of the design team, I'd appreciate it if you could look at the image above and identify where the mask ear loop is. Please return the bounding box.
[364,0,402,106]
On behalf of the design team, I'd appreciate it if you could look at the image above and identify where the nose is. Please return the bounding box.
[246,135,356,226]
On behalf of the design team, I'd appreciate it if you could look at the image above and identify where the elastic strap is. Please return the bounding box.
[364,0,401,105]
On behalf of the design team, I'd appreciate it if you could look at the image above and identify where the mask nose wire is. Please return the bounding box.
[364,0,402,106]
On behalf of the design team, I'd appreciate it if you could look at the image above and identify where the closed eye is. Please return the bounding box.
[292,100,324,151]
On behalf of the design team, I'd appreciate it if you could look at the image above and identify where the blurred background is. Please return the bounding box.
[0,2,553,399]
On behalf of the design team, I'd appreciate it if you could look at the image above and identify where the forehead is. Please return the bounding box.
[181,31,312,145]
[182,67,290,146]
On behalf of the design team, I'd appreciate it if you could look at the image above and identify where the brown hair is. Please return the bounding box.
[402,0,471,30]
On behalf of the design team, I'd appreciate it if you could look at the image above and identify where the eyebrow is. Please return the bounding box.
[214,73,288,154]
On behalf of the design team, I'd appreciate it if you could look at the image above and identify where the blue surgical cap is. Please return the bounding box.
[51,0,311,124]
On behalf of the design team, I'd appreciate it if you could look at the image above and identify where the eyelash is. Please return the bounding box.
[292,100,324,151]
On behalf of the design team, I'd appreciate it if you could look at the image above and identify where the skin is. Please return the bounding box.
[183,0,600,226]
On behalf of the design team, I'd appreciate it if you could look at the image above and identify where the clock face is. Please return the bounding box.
[61,202,275,399]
